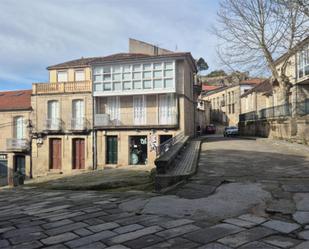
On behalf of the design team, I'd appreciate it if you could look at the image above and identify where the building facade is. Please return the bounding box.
[239,37,309,143]
[31,66,93,177]
[4,39,198,182]
[240,80,273,114]
[202,79,262,126]
[91,51,197,167]
[0,90,32,185]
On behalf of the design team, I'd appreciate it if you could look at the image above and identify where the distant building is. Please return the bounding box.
[202,79,264,126]
[240,79,273,114]
[0,90,32,186]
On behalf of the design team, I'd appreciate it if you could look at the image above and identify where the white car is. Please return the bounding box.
[224,126,239,137]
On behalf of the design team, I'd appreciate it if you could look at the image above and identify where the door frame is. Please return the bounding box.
[106,136,118,164]
[49,138,62,170]
[72,138,85,170]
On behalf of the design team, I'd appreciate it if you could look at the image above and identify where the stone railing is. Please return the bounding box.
[32,81,92,94]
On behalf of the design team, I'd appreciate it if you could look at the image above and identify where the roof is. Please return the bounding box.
[241,79,272,98]
[239,78,265,85]
[202,86,230,96]
[202,84,222,91]
[47,52,197,72]
[274,36,309,65]
[0,90,32,111]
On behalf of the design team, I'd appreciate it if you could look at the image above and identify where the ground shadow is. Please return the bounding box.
[25,166,154,192]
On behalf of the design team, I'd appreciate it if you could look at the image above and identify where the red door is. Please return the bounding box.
[50,139,62,170]
[73,139,85,169]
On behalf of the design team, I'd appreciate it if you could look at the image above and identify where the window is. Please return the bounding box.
[57,71,68,82]
[133,81,142,89]
[133,96,146,125]
[107,97,120,124]
[72,100,84,129]
[14,116,24,139]
[159,94,176,125]
[123,82,132,90]
[298,44,309,79]
[93,61,175,93]
[114,82,122,91]
[154,79,163,89]
[143,80,152,89]
[75,70,85,81]
[47,100,60,129]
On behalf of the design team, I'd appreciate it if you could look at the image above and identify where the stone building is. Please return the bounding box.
[0,39,199,183]
[0,90,32,185]
[202,79,263,126]
[92,41,198,167]
[239,37,309,143]
[240,79,273,114]
[31,66,93,177]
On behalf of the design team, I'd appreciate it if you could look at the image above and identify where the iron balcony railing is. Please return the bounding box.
[45,118,62,131]
[70,118,88,131]
[240,100,309,122]
[240,103,292,122]
[6,139,29,151]
[156,132,184,157]
[94,111,178,127]
[296,99,309,116]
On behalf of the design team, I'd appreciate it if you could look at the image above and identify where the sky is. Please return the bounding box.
[0,0,220,91]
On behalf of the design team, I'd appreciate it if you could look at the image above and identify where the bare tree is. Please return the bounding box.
[277,0,309,16]
[215,0,308,105]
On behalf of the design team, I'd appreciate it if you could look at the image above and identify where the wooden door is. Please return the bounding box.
[50,139,62,170]
[106,136,118,164]
[14,155,25,175]
[73,139,85,169]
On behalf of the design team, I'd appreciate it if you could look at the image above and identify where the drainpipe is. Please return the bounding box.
[92,84,97,171]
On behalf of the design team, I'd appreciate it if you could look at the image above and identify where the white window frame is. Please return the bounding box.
[106,96,120,124]
[57,71,68,82]
[13,116,25,139]
[72,99,85,129]
[93,60,176,96]
[133,95,146,125]
[298,44,309,79]
[47,100,60,129]
[159,93,176,125]
[74,69,85,81]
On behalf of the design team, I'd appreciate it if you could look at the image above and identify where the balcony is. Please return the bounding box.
[33,81,92,95]
[94,111,178,129]
[69,118,88,131]
[6,139,29,152]
[44,119,62,131]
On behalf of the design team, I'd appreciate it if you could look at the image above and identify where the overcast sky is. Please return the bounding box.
[0,0,220,91]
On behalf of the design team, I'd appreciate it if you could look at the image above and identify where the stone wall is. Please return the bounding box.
[239,115,309,144]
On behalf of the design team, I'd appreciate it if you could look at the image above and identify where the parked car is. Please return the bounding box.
[206,124,216,134]
[224,126,239,137]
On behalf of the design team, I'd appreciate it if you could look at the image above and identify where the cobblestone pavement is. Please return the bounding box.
[1,137,309,248]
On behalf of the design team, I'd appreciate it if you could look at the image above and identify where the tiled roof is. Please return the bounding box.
[241,79,272,97]
[0,90,32,111]
[47,52,196,70]
[202,84,222,91]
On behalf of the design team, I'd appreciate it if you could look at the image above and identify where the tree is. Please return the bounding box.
[215,0,308,105]
[206,70,227,77]
[196,57,209,72]
[277,0,309,17]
